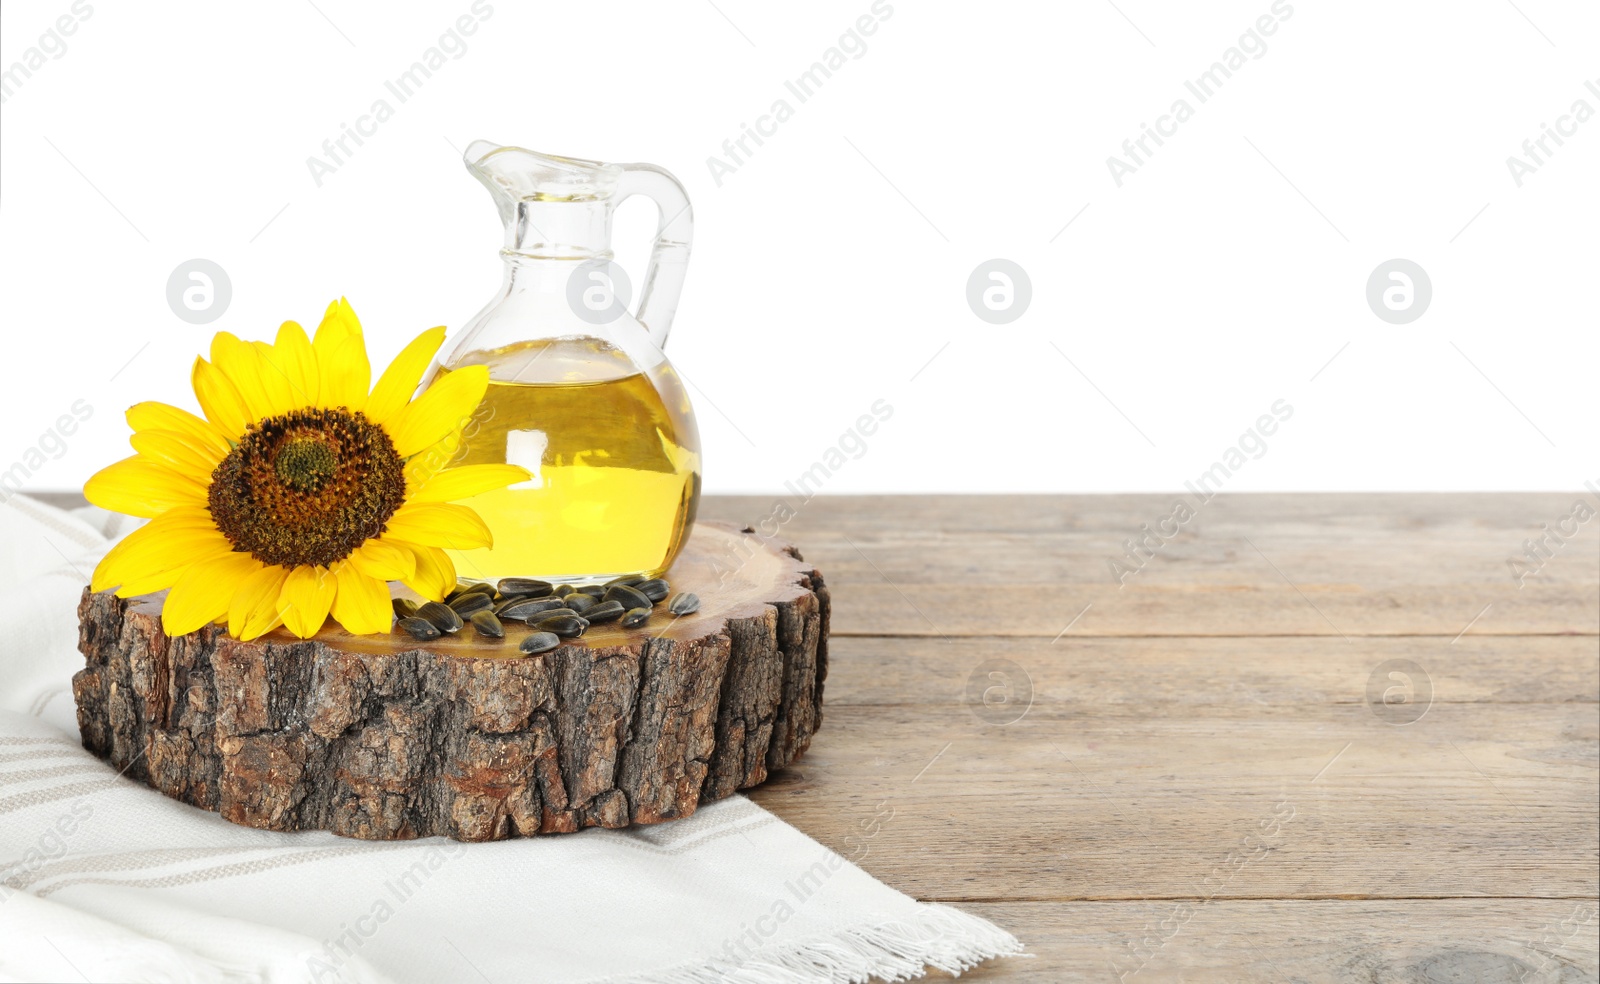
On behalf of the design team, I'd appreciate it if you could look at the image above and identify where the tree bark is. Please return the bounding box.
[72,522,828,841]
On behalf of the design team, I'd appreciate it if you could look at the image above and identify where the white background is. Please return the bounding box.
[1,0,1596,495]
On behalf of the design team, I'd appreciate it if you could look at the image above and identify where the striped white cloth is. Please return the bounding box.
[0,495,1023,983]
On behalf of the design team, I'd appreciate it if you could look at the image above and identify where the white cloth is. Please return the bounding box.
[0,495,1023,983]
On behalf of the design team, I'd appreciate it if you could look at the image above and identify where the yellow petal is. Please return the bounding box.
[329,561,393,636]
[317,335,371,412]
[365,327,447,427]
[116,567,191,598]
[385,365,489,457]
[313,298,369,412]
[127,402,230,458]
[228,564,289,641]
[192,356,249,438]
[347,538,416,582]
[104,536,231,598]
[398,542,454,602]
[129,430,223,478]
[404,432,465,489]
[95,504,217,554]
[162,551,261,636]
[278,565,337,638]
[84,456,208,519]
[251,340,299,418]
[97,505,218,549]
[383,502,492,550]
[313,297,363,349]
[210,333,277,424]
[93,510,231,594]
[410,464,531,503]
[268,321,320,408]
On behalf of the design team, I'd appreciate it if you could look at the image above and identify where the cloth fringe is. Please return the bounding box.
[612,904,1028,984]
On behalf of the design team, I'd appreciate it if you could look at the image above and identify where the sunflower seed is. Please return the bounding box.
[605,575,644,587]
[620,607,652,629]
[583,600,625,623]
[527,606,578,621]
[575,585,605,598]
[417,601,464,633]
[604,583,651,611]
[451,580,495,599]
[392,598,419,620]
[469,610,504,639]
[634,578,670,603]
[398,616,442,640]
[566,594,597,614]
[536,614,588,637]
[497,597,569,621]
[519,631,560,655]
[448,592,494,616]
[667,592,700,616]
[497,578,553,599]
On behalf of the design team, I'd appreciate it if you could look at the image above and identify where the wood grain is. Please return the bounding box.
[750,702,1598,901]
[711,494,1597,980]
[699,494,1600,637]
[816,635,1599,708]
[938,900,1600,982]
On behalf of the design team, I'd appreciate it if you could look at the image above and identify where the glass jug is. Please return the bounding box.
[430,141,700,584]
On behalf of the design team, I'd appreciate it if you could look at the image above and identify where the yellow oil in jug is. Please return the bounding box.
[430,336,701,583]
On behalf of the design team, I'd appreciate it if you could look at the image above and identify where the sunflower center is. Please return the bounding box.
[274,438,338,493]
[209,407,406,568]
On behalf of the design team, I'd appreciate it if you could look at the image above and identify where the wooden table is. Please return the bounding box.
[695,494,1600,983]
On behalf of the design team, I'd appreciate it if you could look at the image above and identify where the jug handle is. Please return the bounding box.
[615,164,693,348]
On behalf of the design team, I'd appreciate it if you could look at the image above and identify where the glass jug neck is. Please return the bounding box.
[497,251,595,292]
[503,199,612,259]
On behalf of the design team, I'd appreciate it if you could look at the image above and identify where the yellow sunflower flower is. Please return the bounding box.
[85,298,528,641]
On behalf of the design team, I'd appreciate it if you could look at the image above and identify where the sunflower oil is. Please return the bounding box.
[433,336,701,583]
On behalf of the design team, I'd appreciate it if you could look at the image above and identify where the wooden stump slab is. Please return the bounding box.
[72,522,829,841]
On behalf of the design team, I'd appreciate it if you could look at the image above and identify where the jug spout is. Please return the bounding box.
[466,141,622,258]
[462,139,694,346]
[465,141,624,209]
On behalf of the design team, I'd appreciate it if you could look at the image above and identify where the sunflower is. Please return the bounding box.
[85,299,528,641]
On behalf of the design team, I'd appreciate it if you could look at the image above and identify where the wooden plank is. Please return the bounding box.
[749,702,1599,901]
[698,494,1600,636]
[821,582,1594,637]
[932,899,1600,982]
[820,634,1600,708]
[726,495,1599,917]
[700,492,1600,536]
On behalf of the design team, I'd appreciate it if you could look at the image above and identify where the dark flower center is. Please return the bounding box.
[274,439,338,493]
[209,407,406,568]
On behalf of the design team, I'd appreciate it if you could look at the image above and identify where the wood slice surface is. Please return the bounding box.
[72,522,829,841]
